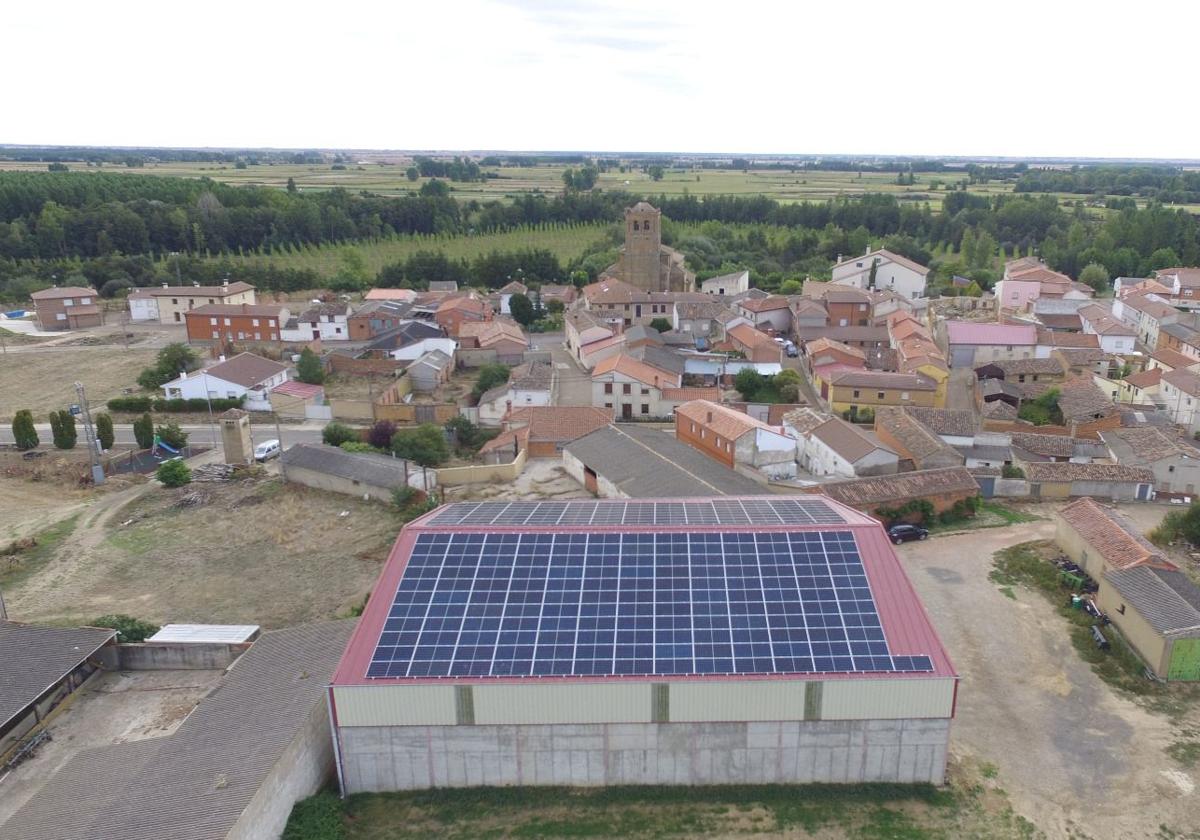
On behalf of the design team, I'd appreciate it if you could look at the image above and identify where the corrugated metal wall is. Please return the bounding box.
[822,679,955,719]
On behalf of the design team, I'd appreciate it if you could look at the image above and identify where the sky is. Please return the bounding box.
[6,0,1197,159]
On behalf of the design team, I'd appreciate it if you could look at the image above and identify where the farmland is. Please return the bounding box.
[0,345,159,421]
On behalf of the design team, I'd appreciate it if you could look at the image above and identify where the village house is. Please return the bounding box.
[591,353,692,419]
[538,283,577,308]
[795,324,890,353]
[700,269,750,296]
[790,298,829,329]
[478,406,613,463]
[1114,277,1172,299]
[579,277,702,328]
[1158,321,1200,360]
[127,280,256,324]
[183,302,288,345]
[796,416,899,478]
[1099,427,1200,495]
[1155,267,1200,308]
[873,406,965,471]
[946,321,1038,367]
[974,356,1067,387]
[806,467,979,517]
[407,349,453,393]
[1111,293,1180,348]
[1024,461,1155,501]
[435,294,491,337]
[733,295,792,334]
[347,300,412,340]
[725,322,783,363]
[494,280,528,315]
[675,399,797,479]
[1117,367,1162,405]
[475,361,553,427]
[280,302,350,343]
[672,299,744,341]
[824,370,939,416]
[802,284,874,326]
[830,249,930,300]
[457,318,529,363]
[565,309,616,365]
[160,352,290,410]
[1158,368,1200,432]
[1055,497,1172,580]
[1077,304,1137,354]
[30,286,102,330]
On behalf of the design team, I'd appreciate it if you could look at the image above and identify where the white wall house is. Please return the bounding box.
[387,337,458,362]
[831,249,929,300]
[701,270,750,296]
[128,296,159,321]
[279,305,350,343]
[1078,304,1137,354]
[796,418,899,478]
[160,353,289,411]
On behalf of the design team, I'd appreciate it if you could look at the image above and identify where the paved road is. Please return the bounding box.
[0,423,325,448]
[550,347,594,406]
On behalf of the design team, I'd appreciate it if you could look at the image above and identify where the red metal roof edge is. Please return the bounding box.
[332,498,957,688]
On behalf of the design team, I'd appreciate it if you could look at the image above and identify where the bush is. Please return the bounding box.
[107,396,152,412]
[391,486,418,508]
[11,409,38,450]
[155,422,188,449]
[297,347,325,385]
[471,363,511,400]
[1001,464,1025,479]
[445,415,497,452]
[322,422,359,447]
[50,410,77,449]
[282,790,345,840]
[367,420,397,450]
[133,412,155,449]
[156,459,191,487]
[875,499,935,527]
[95,412,115,451]
[108,396,245,413]
[937,496,980,525]
[338,441,379,453]
[390,423,450,467]
[93,614,160,642]
[649,317,672,333]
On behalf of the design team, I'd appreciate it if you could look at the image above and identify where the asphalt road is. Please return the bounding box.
[0,423,325,448]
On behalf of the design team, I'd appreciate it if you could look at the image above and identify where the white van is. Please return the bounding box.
[254,439,281,462]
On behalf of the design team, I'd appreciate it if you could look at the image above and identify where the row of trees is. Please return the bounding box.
[12,409,115,450]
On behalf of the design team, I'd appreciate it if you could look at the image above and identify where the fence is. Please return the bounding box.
[374,402,460,425]
[436,449,527,486]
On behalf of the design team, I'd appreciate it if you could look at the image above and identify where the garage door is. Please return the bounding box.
[1168,638,1200,681]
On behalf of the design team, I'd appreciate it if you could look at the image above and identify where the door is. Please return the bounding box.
[1167,638,1200,681]
[584,466,598,495]
[621,403,632,420]
[312,329,320,340]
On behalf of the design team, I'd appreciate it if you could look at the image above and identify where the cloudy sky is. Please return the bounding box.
[7,0,1195,159]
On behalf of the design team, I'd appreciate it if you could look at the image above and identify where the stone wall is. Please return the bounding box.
[337,718,949,792]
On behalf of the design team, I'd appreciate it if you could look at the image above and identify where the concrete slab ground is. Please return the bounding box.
[0,668,224,826]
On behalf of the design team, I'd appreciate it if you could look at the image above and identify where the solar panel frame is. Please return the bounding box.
[366,528,933,680]
[426,498,847,529]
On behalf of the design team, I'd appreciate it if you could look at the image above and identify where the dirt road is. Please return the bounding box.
[898,514,1196,839]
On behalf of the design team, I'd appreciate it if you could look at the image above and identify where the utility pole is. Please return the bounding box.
[74,381,105,486]
[274,413,287,480]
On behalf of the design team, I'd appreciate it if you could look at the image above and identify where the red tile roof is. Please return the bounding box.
[1057,498,1174,571]
[270,380,324,399]
[675,399,784,441]
[506,406,613,443]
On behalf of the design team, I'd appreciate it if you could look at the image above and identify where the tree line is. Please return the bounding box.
[1015,166,1200,204]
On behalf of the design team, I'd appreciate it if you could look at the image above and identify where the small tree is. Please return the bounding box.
[51,410,77,449]
[11,409,38,451]
[93,614,160,642]
[156,459,191,487]
[734,368,766,400]
[390,424,450,467]
[155,422,188,450]
[405,167,419,182]
[471,363,511,400]
[296,347,325,385]
[367,420,397,450]
[648,317,672,333]
[509,293,535,326]
[95,412,115,451]
[1078,262,1111,293]
[133,412,155,449]
[322,421,359,447]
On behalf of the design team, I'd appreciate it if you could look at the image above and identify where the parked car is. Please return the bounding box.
[785,343,799,357]
[887,524,928,544]
[254,439,281,462]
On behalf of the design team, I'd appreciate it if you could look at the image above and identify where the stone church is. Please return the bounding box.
[603,201,695,293]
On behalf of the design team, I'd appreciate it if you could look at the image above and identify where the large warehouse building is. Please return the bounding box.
[329,497,957,791]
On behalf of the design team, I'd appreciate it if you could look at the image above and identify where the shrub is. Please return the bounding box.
[50,410,77,449]
[391,486,418,508]
[297,347,325,385]
[471,363,511,400]
[367,420,397,450]
[93,614,160,642]
[155,422,188,449]
[95,412,115,451]
[649,317,672,333]
[282,790,345,840]
[12,409,38,450]
[322,422,358,447]
[107,396,153,412]
[445,415,496,452]
[133,412,155,449]
[156,459,191,487]
[1001,464,1025,479]
[108,396,245,413]
[937,496,980,525]
[875,499,935,527]
[390,423,450,467]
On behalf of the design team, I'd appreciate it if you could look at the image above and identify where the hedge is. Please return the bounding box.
[108,396,245,413]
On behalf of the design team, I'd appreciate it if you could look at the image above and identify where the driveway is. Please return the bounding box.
[897,513,1195,839]
[550,347,594,407]
[946,366,979,413]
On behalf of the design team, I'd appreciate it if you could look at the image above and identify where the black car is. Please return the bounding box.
[888,524,928,545]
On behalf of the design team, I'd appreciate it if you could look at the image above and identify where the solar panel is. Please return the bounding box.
[427,499,846,529]
[367,530,932,679]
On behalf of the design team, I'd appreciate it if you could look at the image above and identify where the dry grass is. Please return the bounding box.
[0,346,158,421]
[3,477,399,628]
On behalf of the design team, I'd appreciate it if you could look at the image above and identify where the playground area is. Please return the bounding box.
[105,445,210,476]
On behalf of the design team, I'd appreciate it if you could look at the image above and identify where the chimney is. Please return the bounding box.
[193,281,200,287]
[222,279,229,287]
[836,254,842,265]
[218,354,226,362]
[162,283,169,289]
[706,410,713,423]
[180,370,187,380]
[865,245,871,256]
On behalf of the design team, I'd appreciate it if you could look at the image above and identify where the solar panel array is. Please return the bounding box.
[429,498,846,528]
[367,529,933,679]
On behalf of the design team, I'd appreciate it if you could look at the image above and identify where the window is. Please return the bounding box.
[212,330,219,339]
[208,298,214,304]
[839,318,848,327]
[633,221,639,231]
[267,320,275,327]
[63,298,73,306]
[622,384,631,395]
[604,383,613,394]
[270,332,277,340]
[877,391,885,399]
[56,313,66,321]
[1169,465,1176,473]
[1006,345,1013,351]
[252,319,259,327]
[80,297,91,305]
[700,429,705,439]
[901,391,910,400]
[690,422,696,433]
[335,327,342,334]
[641,404,649,415]
[227,391,237,399]
[237,331,245,340]
[254,332,261,340]
[172,298,178,305]
[858,304,866,311]
[210,317,218,325]
[853,390,860,398]
[224,318,231,326]
[640,387,649,396]
[604,402,612,409]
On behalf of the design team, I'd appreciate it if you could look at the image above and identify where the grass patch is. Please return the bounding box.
[928,501,1043,535]
[992,542,1200,717]
[283,781,1040,840]
[0,515,77,587]
[1166,739,1200,769]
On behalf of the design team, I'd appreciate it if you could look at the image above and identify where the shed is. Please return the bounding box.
[280,443,434,500]
[407,349,453,393]
[1099,566,1200,680]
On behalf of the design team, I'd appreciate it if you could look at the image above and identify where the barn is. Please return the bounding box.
[328,497,958,792]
